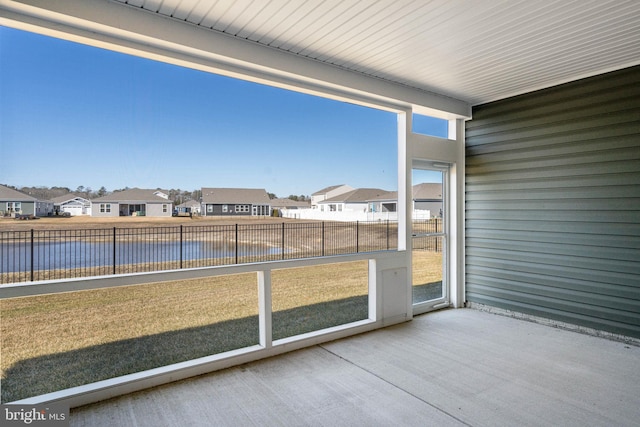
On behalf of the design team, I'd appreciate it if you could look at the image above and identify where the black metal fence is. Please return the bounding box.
[0,219,443,284]
[412,218,444,252]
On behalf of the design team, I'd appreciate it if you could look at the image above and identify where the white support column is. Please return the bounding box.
[398,110,413,316]
[449,119,466,308]
[258,270,272,348]
[397,111,411,252]
[368,259,378,321]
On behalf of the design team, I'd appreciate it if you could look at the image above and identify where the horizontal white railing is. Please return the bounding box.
[281,209,432,221]
[281,209,398,221]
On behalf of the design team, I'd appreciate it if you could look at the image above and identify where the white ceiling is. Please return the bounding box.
[109,0,640,106]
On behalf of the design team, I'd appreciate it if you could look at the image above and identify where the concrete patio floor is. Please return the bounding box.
[70,308,640,426]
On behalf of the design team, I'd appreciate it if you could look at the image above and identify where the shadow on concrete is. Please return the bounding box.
[412,281,443,304]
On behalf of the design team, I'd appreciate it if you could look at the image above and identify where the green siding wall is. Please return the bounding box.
[465,65,640,338]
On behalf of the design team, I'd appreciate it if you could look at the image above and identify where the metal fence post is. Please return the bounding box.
[30,229,34,282]
[282,222,285,260]
[180,225,183,269]
[113,227,117,275]
[235,224,238,264]
[356,221,359,253]
[386,219,389,250]
[322,222,325,256]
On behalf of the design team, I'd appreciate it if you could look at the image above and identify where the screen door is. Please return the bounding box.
[412,162,448,314]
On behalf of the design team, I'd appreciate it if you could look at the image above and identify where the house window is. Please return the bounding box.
[100,204,111,213]
[207,205,213,213]
[7,202,21,213]
[162,204,167,213]
[222,205,228,213]
[236,205,249,213]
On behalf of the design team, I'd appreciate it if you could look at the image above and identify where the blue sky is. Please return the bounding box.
[1,26,445,197]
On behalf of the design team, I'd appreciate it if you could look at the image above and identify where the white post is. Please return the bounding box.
[397,111,411,252]
[449,118,466,308]
[258,270,272,348]
[398,110,413,316]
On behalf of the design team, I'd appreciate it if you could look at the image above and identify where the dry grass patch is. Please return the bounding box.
[412,250,443,286]
[1,273,259,402]
[272,261,369,339]
[0,215,310,232]
[412,250,444,302]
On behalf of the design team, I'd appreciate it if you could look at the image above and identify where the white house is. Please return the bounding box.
[310,184,354,208]
[318,188,390,214]
[51,194,92,216]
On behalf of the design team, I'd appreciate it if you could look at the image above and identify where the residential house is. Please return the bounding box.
[51,193,92,216]
[412,183,443,218]
[91,188,173,217]
[318,188,390,214]
[285,186,442,221]
[365,184,443,218]
[201,188,271,216]
[270,198,311,217]
[310,184,354,208]
[0,184,53,217]
[175,200,201,216]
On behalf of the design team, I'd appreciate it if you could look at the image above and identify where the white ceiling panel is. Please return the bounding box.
[54,0,640,105]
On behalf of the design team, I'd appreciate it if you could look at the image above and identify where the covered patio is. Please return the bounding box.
[70,308,640,426]
[1,1,638,425]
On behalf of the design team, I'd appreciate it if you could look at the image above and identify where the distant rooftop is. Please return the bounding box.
[312,184,349,196]
[201,188,271,205]
[0,184,38,202]
[92,188,170,203]
[270,198,311,208]
[49,193,90,204]
[322,188,390,203]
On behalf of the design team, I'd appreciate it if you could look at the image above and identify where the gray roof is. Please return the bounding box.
[270,198,311,208]
[50,193,90,204]
[312,184,348,196]
[322,188,389,204]
[367,191,398,202]
[92,188,171,203]
[177,200,200,208]
[0,184,38,202]
[363,184,443,203]
[201,188,271,205]
[413,183,442,200]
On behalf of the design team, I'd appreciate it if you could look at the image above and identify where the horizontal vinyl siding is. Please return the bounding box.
[465,65,640,338]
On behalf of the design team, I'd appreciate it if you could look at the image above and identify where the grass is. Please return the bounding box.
[0,215,306,232]
[1,251,441,403]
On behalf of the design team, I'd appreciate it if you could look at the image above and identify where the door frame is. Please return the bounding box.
[411,160,450,315]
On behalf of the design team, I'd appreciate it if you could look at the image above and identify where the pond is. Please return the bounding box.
[0,240,284,273]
